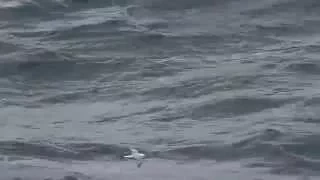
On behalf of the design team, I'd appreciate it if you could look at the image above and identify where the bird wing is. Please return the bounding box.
[124,155,134,158]
[130,148,138,153]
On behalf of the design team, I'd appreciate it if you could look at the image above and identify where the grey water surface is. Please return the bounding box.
[0,0,320,179]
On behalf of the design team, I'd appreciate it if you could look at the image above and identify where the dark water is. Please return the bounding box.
[0,0,320,179]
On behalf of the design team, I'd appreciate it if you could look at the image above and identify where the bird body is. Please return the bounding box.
[123,148,146,168]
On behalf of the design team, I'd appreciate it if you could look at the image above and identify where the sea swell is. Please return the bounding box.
[1,129,320,174]
[1,0,320,180]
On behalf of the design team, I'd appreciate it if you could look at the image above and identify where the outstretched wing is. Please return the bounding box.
[130,148,138,154]
[124,155,134,159]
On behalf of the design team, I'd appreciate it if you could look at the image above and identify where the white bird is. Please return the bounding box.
[123,148,146,168]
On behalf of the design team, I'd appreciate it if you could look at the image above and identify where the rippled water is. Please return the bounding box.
[1,0,320,179]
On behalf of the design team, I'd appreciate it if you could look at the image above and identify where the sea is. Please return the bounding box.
[0,0,320,179]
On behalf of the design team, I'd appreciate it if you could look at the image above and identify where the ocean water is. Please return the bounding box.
[0,0,320,179]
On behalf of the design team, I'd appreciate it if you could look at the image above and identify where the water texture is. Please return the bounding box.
[0,0,320,179]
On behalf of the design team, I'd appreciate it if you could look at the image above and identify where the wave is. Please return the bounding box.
[2,0,320,23]
[0,49,74,76]
[0,48,135,78]
[0,0,126,22]
[0,141,244,161]
[0,0,36,9]
[190,97,297,119]
[0,0,130,11]
[1,130,320,175]
[0,0,67,20]
[0,41,21,55]
[254,24,305,37]
[286,62,320,75]
[0,129,310,159]
[137,0,231,11]
[0,141,129,161]
[244,0,320,17]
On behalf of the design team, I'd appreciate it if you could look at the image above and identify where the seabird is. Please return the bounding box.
[123,148,146,168]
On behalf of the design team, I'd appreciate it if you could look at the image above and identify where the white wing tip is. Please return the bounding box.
[124,155,134,158]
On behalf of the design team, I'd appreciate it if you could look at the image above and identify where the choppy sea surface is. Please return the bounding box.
[1,0,320,179]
